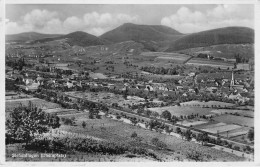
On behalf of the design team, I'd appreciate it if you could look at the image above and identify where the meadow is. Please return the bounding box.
[148,106,213,117]
[5,98,61,112]
[186,58,234,69]
[213,114,254,127]
[210,109,254,118]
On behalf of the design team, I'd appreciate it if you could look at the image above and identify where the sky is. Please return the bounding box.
[5,4,254,36]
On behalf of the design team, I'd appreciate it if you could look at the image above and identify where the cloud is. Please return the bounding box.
[5,9,140,35]
[161,5,254,33]
[23,9,58,29]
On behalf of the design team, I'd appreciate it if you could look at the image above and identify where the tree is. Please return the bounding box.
[184,129,193,141]
[197,132,209,145]
[6,101,60,145]
[82,121,86,128]
[131,132,138,138]
[165,126,173,135]
[151,111,159,118]
[131,118,138,126]
[89,113,94,119]
[176,127,181,134]
[248,128,254,141]
[161,110,172,120]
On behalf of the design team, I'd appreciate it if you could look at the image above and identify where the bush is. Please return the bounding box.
[233,146,240,151]
[64,118,73,125]
[186,151,204,162]
[131,132,138,138]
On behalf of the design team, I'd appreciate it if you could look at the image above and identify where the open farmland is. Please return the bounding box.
[43,108,81,115]
[89,72,108,79]
[5,98,61,112]
[139,52,191,64]
[210,109,254,118]
[148,106,213,117]
[182,120,208,127]
[201,124,242,134]
[176,44,254,59]
[237,63,250,70]
[186,58,234,69]
[194,122,227,129]
[180,100,235,108]
[58,112,245,161]
[141,71,184,80]
[218,127,250,138]
[213,114,254,127]
[65,91,145,108]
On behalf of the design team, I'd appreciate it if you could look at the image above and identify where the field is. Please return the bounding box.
[213,114,254,127]
[65,91,145,108]
[194,122,227,129]
[186,58,234,69]
[139,52,191,64]
[176,44,254,59]
[5,98,61,112]
[180,101,235,108]
[218,127,250,138]
[148,106,213,117]
[182,120,208,127]
[201,124,242,134]
[193,121,250,138]
[210,109,254,118]
[89,72,108,79]
[55,112,245,161]
[43,108,81,115]
[141,71,184,79]
[237,63,250,71]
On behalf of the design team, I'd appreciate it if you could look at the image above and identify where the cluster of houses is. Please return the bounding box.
[6,60,254,104]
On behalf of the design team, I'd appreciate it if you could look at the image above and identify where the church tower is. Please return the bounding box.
[230,71,235,87]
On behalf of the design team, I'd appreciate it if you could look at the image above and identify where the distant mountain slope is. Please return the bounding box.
[177,44,254,59]
[32,31,111,47]
[6,32,62,43]
[166,27,254,52]
[100,23,183,43]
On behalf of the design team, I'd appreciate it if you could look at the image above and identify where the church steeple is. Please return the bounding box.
[230,71,235,87]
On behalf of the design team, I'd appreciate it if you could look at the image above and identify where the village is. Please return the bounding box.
[5,3,255,162]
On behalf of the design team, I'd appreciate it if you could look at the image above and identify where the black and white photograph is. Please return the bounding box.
[2,0,259,164]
